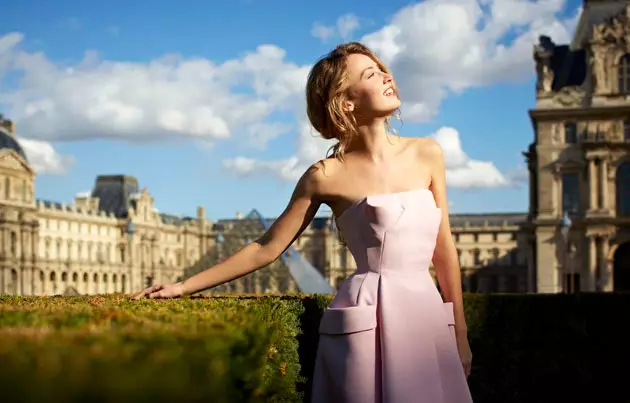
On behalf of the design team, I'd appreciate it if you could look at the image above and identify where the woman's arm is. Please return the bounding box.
[134,165,323,298]
[425,139,468,336]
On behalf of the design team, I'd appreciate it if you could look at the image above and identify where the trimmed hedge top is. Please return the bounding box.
[0,294,304,403]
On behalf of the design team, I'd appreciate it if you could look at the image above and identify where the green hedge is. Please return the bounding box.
[0,294,304,403]
[1,293,629,403]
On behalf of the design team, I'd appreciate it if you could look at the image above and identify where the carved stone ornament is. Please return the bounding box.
[589,5,630,94]
[591,5,630,46]
[551,123,562,144]
[552,86,586,107]
[550,155,584,175]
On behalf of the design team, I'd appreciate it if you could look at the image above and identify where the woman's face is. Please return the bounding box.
[343,53,400,118]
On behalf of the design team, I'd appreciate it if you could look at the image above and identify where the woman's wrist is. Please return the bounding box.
[176,281,192,296]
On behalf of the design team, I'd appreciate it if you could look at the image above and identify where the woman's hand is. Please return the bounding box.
[133,282,186,300]
[456,332,472,378]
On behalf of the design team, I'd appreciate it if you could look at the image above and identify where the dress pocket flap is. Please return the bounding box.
[319,305,378,335]
[443,301,455,326]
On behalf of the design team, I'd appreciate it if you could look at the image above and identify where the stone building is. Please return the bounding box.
[0,117,214,295]
[527,0,630,294]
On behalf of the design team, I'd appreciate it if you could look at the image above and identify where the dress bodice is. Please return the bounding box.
[335,188,442,274]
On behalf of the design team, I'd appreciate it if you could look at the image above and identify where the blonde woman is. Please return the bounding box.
[135,42,473,403]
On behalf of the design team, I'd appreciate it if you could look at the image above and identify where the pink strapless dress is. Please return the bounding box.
[311,189,473,403]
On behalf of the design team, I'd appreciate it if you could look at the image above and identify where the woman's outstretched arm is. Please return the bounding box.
[134,165,323,299]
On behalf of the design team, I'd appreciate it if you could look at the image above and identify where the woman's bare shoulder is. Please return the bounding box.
[409,136,444,162]
[300,157,344,194]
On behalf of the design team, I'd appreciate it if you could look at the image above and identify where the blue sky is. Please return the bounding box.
[1,0,582,220]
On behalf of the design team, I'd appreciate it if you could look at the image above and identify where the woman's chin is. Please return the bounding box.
[383,99,401,114]
[377,104,401,117]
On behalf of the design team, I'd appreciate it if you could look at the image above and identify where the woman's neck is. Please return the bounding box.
[349,119,397,162]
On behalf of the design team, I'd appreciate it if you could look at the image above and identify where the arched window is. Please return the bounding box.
[618,54,630,94]
[616,162,630,216]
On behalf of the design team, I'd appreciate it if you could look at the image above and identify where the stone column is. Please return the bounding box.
[527,241,536,293]
[589,158,598,210]
[600,158,609,210]
[588,236,597,291]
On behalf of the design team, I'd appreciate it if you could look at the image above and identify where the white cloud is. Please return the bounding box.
[17,138,74,174]
[0,34,309,145]
[246,122,292,149]
[362,0,580,121]
[0,0,581,187]
[311,13,361,42]
[431,127,508,189]
[310,24,337,42]
[223,122,334,181]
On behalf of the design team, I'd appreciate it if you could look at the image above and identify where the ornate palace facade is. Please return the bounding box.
[0,121,215,296]
[1,0,629,296]
[527,0,630,293]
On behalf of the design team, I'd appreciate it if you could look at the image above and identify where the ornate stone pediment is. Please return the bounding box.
[0,150,33,174]
[551,155,585,174]
[551,86,587,107]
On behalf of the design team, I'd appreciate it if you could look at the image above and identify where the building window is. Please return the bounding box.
[618,54,630,93]
[562,172,580,215]
[616,162,630,217]
[625,120,630,141]
[564,122,577,144]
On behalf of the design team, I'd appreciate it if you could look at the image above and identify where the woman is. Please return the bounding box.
[134,42,473,403]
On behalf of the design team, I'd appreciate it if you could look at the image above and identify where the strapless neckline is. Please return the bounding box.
[336,187,435,223]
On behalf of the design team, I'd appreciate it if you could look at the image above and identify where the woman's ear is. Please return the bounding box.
[342,100,355,112]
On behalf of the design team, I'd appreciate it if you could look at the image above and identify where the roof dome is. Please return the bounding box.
[0,130,28,162]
